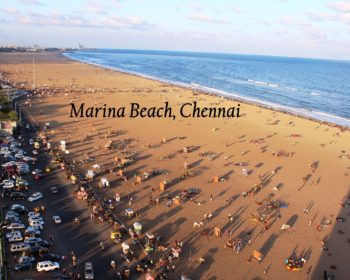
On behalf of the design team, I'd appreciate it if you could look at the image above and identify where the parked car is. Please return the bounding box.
[36,261,60,272]
[10,192,26,200]
[53,216,62,224]
[14,260,34,271]
[18,255,35,263]
[39,253,60,262]
[28,216,44,223]
[10,242,31,253]
[50,187,58,194]
[25,226,41,235]
[34,240,51,248]
[85,262,94,280]
[28,192,43,202]
[5,211,19,220]
[28,220,44,229]
[5,223,26,230]
[28,212,41,218]
[6,230,21,239]
[23,237,42,244]
[24,246,49,256]
[8,234,23,242]
[11,204,28,213]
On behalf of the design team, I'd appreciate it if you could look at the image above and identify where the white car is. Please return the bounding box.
[52,216,62,224]
[23,156,35,162]
[15,153,24,159]
[0,179,14,186]
[6,230,21,239]
[29,139,34,145]
[36,261,60,272]
[18,256,35,263]
[9,234,23,242]
[32,169,42,175]
[32,150,38,155]
[29,220,44,229]
[11,204,27,212]
[5,211,19,220]
[25,226,41,235]
[28,212,41,218]
[28,192,43,202]
[24,237,43,244]
[5,223,25,230]
[28,217,44,223]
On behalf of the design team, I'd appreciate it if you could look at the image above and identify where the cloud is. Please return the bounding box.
[328,2,350,13]
[303,26,328,41]
[256,19,271,27]
[307,11,350,24]
[17,0,44,5]
[187,12,229,24]
[188,3,202,12]
[10,10,151,30]
[230,4,242,14]
[306,12,335,22]
[280,15,310,27]
[85,1,108,15]
[1,7,20,15]
[280,16,329,42]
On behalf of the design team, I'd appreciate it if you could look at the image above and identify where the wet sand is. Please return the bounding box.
[1,52,350,280]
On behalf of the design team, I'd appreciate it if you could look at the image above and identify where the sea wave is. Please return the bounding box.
[63,52,350,127]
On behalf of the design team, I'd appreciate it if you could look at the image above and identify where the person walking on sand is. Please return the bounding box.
[210,195,213,202]
[111,260,117,270]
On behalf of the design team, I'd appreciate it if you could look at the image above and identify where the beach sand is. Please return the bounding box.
[1,52,350,280]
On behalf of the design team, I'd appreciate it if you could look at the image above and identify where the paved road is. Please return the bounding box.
[3,112,125,280]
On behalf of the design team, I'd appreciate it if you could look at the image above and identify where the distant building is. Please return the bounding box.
[0,120,17,136]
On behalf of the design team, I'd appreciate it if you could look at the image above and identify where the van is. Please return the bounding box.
[85,262,94,279]
[10,243,30,253]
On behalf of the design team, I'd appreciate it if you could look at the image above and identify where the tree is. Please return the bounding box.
[8,111,17,121]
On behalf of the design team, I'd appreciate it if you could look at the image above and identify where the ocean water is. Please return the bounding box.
[64,49,350,127]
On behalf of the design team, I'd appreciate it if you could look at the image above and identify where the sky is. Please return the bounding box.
[0,0,350,60]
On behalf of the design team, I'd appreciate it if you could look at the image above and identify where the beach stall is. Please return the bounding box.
[146,273,155,280]
[242,168,249,176]
[252,250,264,263]
[70,174,77,184]
[145,232,155,245]
[125,208,135,218]
[100,177,110,188]
[34,141,40,149]
[133,222,142,235]
[285,257,306,271]
[76,187,88,200]
[105,140,113,150]
[172,245,182,258]
[86,170,95,180]
[160,180,167,192]
[115,193,121,202]
[92,163,100,171]
[135,175,142,184]
[110,230,122,242]
[122,242,130,254]
[60,140,66,151]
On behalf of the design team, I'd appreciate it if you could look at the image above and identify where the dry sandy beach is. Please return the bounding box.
[1,52,350,280]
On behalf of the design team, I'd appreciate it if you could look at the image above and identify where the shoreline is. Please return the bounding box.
[1,51,350,280]
[63,51,350,129]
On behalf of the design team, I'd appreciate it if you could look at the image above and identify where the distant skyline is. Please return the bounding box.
[1,0,350,60]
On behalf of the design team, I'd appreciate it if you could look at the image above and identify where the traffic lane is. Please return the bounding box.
[7,132,121,279]
[14,167,121,279]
